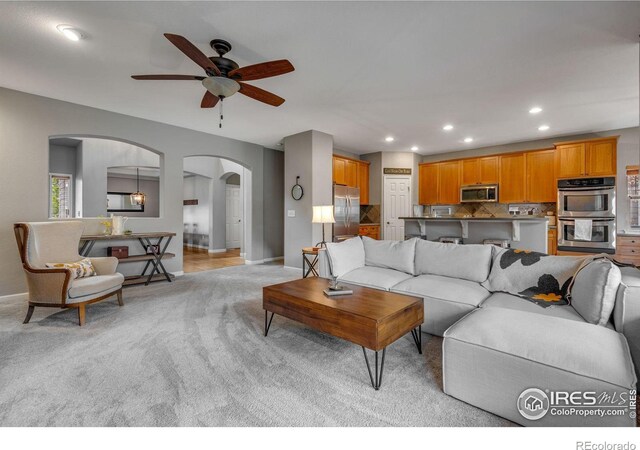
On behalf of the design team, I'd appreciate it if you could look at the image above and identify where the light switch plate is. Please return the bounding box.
[287,210,295,217]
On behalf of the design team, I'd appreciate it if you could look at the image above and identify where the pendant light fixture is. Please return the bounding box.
[130,168,146,206]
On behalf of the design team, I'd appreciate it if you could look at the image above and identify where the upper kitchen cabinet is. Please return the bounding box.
[419,163,439,205]
[555,137,617,178]
[586,139,617,176]
[333,156,346,185]
[438,161,461,204]
[419,161,460,205]
[526,149,556,203]
[332,155,370,204]
[461,156,498,185]
[499,153,527,203]
[357,160,370,204]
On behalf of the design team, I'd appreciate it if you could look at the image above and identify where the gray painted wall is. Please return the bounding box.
[283,130,333,268]
[421,127,639,233]
[263,148,284,260]
[0,87,280,296]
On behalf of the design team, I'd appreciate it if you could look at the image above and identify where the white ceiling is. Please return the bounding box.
[0,1,638,155]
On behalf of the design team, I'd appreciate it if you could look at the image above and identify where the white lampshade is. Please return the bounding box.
[312,205,335,224]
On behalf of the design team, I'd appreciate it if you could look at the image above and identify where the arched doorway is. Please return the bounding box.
[182,156,249,273]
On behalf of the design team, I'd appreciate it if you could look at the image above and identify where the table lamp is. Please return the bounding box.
[312,205,335,248]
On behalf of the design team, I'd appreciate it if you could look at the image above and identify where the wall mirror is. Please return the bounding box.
[48,137,161,218]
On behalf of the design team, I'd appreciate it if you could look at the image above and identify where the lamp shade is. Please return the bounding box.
[312,205,335,224]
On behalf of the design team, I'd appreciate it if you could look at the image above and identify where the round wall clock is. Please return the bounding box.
[291,176,304,200]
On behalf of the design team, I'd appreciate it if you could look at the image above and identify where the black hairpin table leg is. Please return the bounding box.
[362,347,386,390]
[264,311,275,337]
[410,325,423,354]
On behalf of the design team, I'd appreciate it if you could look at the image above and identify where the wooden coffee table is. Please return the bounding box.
[262,277,424,390]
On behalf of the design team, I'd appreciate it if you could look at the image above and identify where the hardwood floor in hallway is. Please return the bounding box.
[183,247,245,273]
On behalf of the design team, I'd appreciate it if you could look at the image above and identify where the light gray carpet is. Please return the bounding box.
[0,265,512,426]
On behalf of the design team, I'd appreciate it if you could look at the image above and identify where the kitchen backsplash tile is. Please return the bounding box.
[428,202,556,217]
[360,204,380,223]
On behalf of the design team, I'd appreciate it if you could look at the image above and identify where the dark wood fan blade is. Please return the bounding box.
[229,59,294,81]
[132,75,205,80]
[238,82,285,106]
[163,33,221,76]
[201,91,219,108]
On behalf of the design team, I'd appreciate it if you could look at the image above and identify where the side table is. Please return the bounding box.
[302,247,319,278]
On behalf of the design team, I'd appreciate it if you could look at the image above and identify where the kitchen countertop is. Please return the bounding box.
[400,216,549,221]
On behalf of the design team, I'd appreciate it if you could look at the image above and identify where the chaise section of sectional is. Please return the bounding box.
[443,307,637,427]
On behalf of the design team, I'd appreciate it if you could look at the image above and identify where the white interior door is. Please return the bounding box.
[226,185,243,249]
[383,175,411,240]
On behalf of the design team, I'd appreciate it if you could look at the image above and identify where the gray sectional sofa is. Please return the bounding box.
[318,236,640,427]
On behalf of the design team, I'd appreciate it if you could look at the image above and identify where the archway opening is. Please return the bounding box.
[182,156,248,273]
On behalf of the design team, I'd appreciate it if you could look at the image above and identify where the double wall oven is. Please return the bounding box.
[557,177,616,253]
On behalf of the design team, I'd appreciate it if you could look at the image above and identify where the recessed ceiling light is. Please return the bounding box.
[464,137,473,143]
[529,106,543,114]
[56,24,82,41]
[385,136,394,142]
[442,124,454,131]
[411,146,419,151]
[538,125,550,131]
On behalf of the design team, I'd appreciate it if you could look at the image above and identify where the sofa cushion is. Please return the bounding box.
[391,274,491,307]
[67,273,124,299]
[570,259,621,326]
[325,237,365,278]
[481,292,586,323]
[339,266,413,291]
[481,248,585,307]
[415,240,493,283]
[362,236,417,275]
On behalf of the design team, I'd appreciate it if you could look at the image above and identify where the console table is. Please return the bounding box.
[80,232,176,286]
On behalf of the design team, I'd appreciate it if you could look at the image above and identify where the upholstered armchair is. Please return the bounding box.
[14,221,125,326]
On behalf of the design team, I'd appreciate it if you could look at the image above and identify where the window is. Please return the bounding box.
[627,166,640,228]
[49,174,72,219]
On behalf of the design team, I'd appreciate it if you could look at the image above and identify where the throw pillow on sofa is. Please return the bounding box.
[570,258,621,326]
[362,236,417,275]
[481,248,585,307]
[414,240,493,282]
[325,237,365,278]
[45,258,96,279]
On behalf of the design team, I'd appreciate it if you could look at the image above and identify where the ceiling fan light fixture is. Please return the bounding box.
[202,77,240,98]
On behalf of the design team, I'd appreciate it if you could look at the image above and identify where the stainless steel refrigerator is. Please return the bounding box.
[333,185,360,241]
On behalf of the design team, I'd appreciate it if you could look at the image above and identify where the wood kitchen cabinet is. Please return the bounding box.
[499,153,527,203]
[332,155,370,204]
[333,157,346,185]
[419,163,439,205]
[357,161,369,205]
[547,228,557,255]
[418,161,460,205]
[555,137,617,178]
[461,157,498,185]
[526,149,556,203]
[616,236,640,266]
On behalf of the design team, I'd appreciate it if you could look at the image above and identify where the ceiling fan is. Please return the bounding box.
[132,33,294,127]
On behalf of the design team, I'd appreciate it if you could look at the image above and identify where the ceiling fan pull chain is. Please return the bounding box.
[219,98,224,128]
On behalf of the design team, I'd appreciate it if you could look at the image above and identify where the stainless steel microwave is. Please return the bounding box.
[460,185,498,203]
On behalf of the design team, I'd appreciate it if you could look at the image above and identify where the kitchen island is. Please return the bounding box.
[401,216,550,253]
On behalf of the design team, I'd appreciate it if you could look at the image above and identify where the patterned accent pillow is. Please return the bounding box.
[481,248,586,307]
[46,258,96,279]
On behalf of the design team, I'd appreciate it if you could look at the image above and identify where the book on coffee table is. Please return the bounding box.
[323,287,353,296]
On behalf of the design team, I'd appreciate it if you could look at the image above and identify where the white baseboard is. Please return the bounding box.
[244,259,264,265]
[240,252,246,258]
[183,243,209,250]
[208,248,226,254]
[283,266,301,271]
[263,256,284,262]
[171,271,184,277]
[0,292,28,302]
